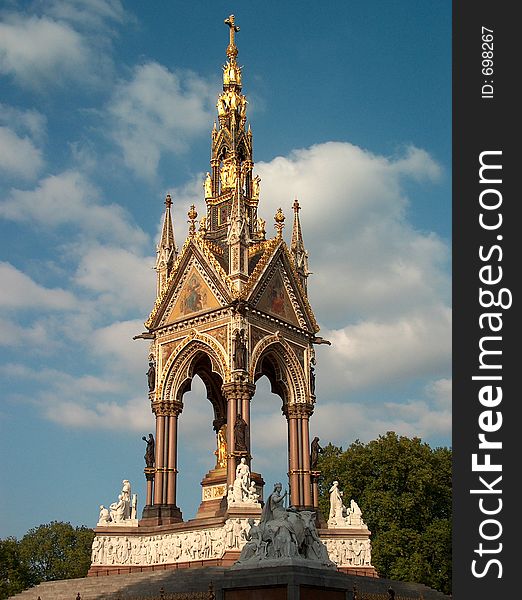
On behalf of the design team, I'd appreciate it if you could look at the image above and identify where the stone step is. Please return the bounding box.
[8,566,450,600]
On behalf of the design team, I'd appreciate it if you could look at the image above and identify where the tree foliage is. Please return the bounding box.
[0,522,94,599]
[317,431,452,594]
[0,537,34,599]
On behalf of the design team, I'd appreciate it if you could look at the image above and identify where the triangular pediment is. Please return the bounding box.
[256,269,300,326]
[145,238,233,330]
[246,241,319,333]
[165,266,222,324]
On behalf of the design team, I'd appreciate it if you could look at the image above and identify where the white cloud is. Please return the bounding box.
[0,103,47,141]
[74,246,155,314]
[43,396,153,431]
[0,126,44,179]
[318,305,451,392]
[89,319,150,373]
[0,262,75,310]
[311,377,452,447]
[45,0,127,30]
[0,171,148,248]
[0,14,92,88]
[0,318,49,347]
[107,63,216,179]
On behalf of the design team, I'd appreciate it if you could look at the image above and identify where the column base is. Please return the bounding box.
[139,504,183,526]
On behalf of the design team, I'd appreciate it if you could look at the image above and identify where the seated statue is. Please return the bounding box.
[109,494,125,523]
[97,505,111,526]
[236,482,334,568]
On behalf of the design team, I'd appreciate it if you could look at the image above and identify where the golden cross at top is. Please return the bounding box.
[224,14,240,47]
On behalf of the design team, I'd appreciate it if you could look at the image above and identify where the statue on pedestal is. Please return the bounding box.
[142,433,155,468]
[327,480,367,528]
[97,479,138,527]
[228,457,260,506]
[310,436,322,470]
[234,414,248,452]
[147,359,155,392]
[215,425,227,469]
[235,481,334,568]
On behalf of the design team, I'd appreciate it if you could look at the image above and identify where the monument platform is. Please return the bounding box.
[9,564,452,600]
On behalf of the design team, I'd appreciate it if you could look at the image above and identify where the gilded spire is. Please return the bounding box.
[155,194,178,296]
[291,198,310,292]
[224,15,240,61]
[205,14,256,250]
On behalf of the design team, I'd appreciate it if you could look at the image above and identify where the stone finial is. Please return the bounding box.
[274,208,285,238]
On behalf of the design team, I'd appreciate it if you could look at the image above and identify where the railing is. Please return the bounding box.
[38,582,215,600]
[353,585,424,600]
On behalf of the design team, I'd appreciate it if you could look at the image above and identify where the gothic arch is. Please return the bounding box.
[250,334,308,407]
[161,334,228,424]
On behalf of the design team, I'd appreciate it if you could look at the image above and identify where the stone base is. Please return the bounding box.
[90,518,377,577]
[139,504,183,526]
[21,564,452,600]
[196,468,265,520]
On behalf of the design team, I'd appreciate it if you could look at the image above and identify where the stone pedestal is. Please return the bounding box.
[196,467,265,519]
[140,504,183,526]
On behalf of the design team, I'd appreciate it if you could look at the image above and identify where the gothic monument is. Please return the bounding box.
[89,15,375,578]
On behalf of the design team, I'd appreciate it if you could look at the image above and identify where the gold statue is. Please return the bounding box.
[215,424,227,468]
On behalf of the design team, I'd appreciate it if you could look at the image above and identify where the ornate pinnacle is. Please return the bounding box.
[224,15,240,60]
[274,208,285,238]
[187,204,198,236]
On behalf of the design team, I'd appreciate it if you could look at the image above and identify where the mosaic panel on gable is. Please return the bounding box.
[166,267,222,324]
[256,270,300,327]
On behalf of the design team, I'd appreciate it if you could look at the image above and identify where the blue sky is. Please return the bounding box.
[0,1,451,539]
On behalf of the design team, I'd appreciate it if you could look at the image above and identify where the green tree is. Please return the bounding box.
[19,521,94,584]
[317,431,452,595]
[0,537,34,599]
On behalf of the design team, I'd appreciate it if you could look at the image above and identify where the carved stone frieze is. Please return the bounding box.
[91,518,253,566]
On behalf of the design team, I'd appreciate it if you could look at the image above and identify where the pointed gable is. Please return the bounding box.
[257,269,300,326]
[145,237,234,330]
[245,239,319,333]
[166,266,221,323]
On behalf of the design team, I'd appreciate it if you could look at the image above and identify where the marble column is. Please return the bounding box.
[225,386,237,486]
[285,402,314,509]
[153,414,166,505]
[223,382,255,487]
[301,409,313,508]
[166,401,183,506]
[287,409,300,507]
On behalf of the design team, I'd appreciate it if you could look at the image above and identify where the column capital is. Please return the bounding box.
[283,402,314,419]
[152,400,183,417]
[222,381,255,400]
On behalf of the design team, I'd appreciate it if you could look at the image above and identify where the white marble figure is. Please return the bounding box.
[247,481,260,503]
[121,480,131,519]
[328,481,345,525]
[327,480,366,528]
[228,458,260,506]
[90,518,371,569]
[235,482,335,568]
[98,505,111,526]
[110,494,125,523]
[98,480,138,527]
